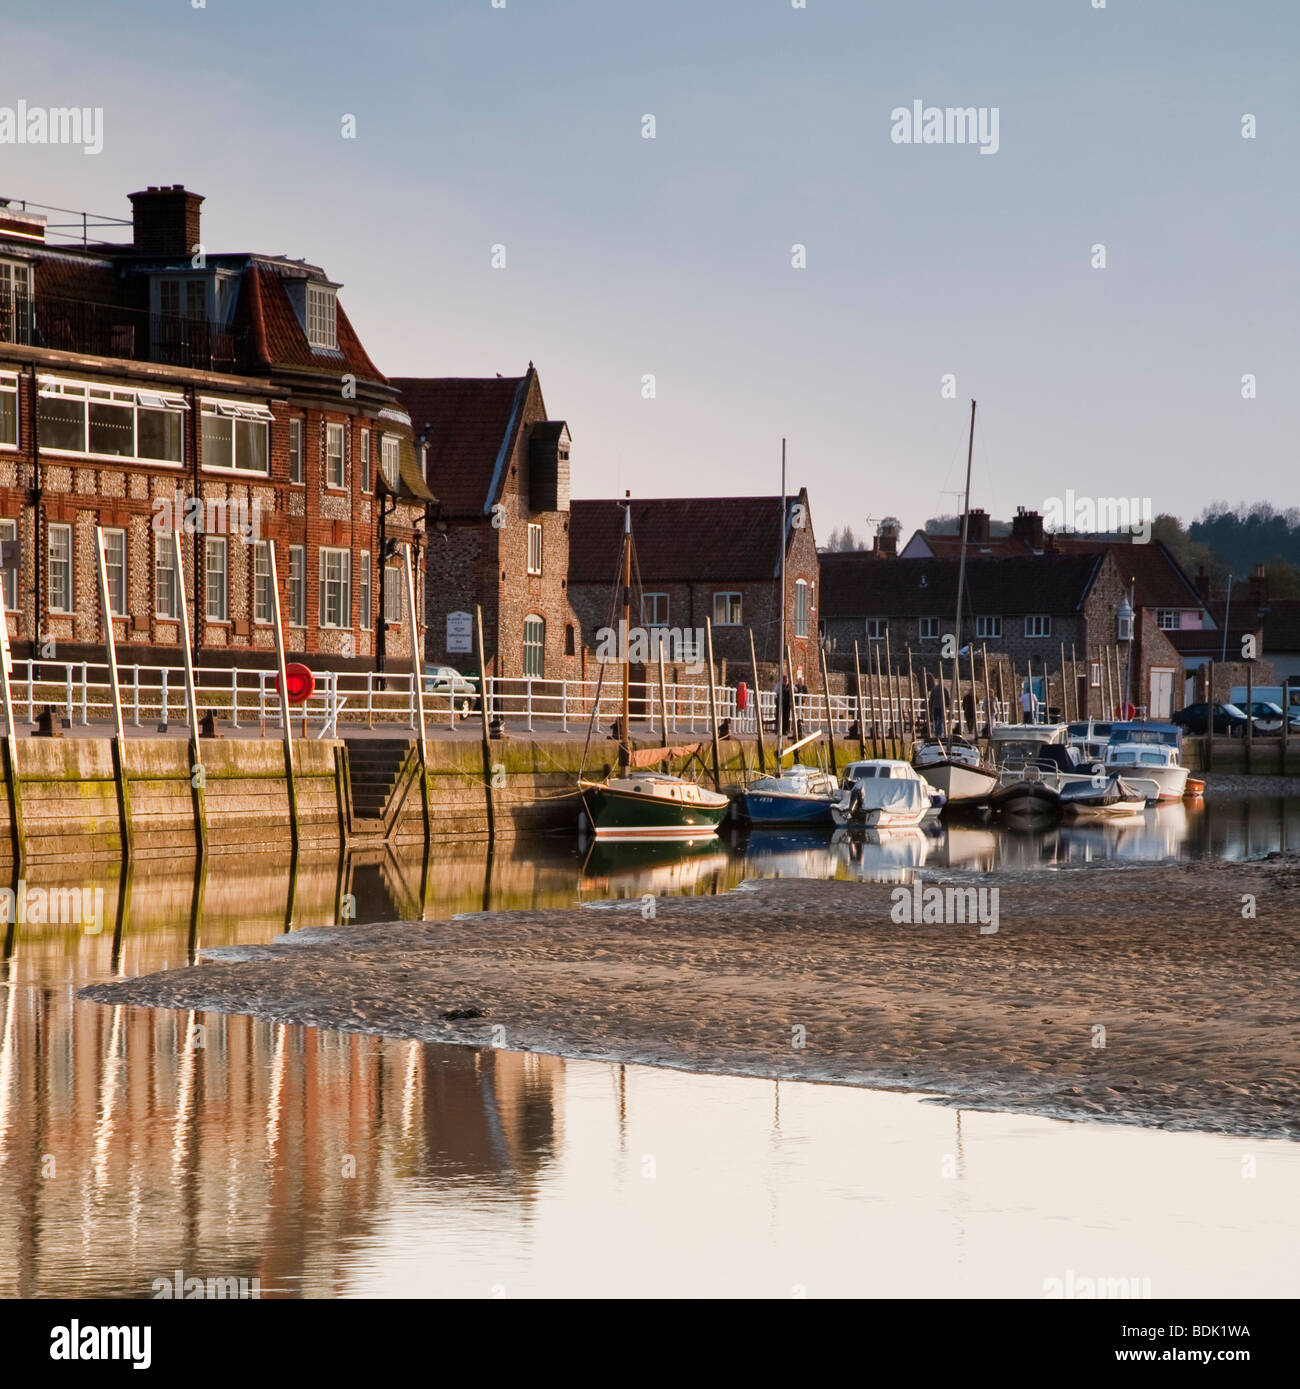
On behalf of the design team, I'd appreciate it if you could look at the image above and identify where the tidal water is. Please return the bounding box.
[1,792,1298,1298]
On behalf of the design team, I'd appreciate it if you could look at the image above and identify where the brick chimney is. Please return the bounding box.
[128,185,204,259]
[1250,562,1268,605]
[874,518,899,558]
[1012,506,1044,551]
[964,508,990,545]
[1195,565,1210,601]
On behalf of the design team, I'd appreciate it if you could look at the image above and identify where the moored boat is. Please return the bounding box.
[912,735,999,805]
[988,771,1062,828]
[1103,740,1189,802]
[578,772,730,839]
[1059,773,1148,820]
[733,761,837,827]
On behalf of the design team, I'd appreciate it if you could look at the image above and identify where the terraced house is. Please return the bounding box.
[0,185,432,672]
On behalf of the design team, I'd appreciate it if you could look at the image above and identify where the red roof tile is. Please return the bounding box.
[392,375,530,517]
[240,266,384,383]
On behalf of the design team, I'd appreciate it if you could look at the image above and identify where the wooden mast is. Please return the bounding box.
[950,398,977,747]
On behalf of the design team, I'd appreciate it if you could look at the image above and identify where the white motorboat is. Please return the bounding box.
[989,722,1069,747]
[832,759,944,827]
[1103,742,1189,802]
[992,738,1105,793]
[911,736,999,805]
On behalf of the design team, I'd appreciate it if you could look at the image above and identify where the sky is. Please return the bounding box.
[2,0,1296,543]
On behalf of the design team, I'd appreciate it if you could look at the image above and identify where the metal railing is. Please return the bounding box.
[2,659,1006,743]
[0,290,241,373]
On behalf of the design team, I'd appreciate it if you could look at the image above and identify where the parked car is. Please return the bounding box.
[1170,702,1253,736]
[1240,700,1300,734]
[422,665,479,702]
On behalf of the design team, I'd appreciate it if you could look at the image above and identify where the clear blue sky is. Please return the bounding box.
[3,0,1296,541]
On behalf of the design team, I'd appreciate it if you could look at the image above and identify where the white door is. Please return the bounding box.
[1149,668,1174,719]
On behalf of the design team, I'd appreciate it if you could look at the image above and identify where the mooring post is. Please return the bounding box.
[853,640,867,759]
[748,628,766,773]
[819,643,837,777]
[95,527,133,864]
[1245,660,1253,774]
[1206,659,1215,772]
[705,618,723,792]
[403,543,431,846]
[172,529,206,859]
[266,542,300,854]
[475,604,496,838]
[0,600,24,875]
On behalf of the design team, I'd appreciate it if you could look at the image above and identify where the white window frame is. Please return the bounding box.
[289,418,304,485]
[1090,662,1102,688]
[975,616,1002,639]
[325,422,346,489]
[360,430,371,493]
[0,517,17,611]
[318,547,351,630]
[199,398,273,475]
[380,434,400,490]
[1024,615,1051,639]
[919,617,940,640]
[642,592,670,627]
[526,523,543,575]
[383,565,402,625]
[793,581,808,638]
[48,523,73,613]
[253,541,273,625]
[1157,609,1179,631]
[101,527,127,618]
[205,535,228,621]
[288,545,306,628]
[360,551,372,630]
[0,261,33,343]
[306,285,338,350]
[155,535,178,620]
[865,618,887,641]
[714,591,743,627]
[37,376,188,466]
[0,371,19,450]
[523,614,545,677]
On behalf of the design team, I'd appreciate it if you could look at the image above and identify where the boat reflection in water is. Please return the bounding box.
[579,835,730,900]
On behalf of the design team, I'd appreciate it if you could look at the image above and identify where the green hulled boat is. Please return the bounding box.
[578,773,729,840]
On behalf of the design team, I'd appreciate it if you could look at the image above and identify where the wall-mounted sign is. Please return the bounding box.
[446,610,473,654]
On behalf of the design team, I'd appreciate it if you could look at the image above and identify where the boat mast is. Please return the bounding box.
[778,439,786,765]
[951,399,976,746]
[621,492,631,773]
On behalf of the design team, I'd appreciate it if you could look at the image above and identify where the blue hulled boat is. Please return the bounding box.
[732,762,837,827]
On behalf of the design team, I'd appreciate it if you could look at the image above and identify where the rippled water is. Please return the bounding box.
[1,794,1297,1298]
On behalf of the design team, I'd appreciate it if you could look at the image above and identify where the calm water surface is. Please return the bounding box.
[1,794,1298,1298]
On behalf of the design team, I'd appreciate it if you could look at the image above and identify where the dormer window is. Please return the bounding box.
[307,284,337,349]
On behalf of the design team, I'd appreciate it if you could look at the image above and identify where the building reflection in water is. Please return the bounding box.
[0,794,1297,1297]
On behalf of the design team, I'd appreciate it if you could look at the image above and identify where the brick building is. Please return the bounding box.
[567,490,823,691]
[820,544,1190,718]
[395,366,581,682]
[0,186,431,673]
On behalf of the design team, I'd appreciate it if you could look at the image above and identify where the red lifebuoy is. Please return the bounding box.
[276,663,316,704]
[1116,701,1136,720]
[736,680,748,710]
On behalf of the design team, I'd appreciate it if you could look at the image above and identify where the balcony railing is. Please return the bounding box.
[0,290,241,373]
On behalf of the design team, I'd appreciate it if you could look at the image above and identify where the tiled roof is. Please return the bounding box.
[1208,598,1300,654]
[820,551,1104,618]
[568,495,803,584]
[1048,539,1207,612]
[904,531,1028,560]
[240,265,384,383]
[393,374,530,517]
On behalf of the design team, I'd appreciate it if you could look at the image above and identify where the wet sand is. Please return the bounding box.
[82,856,1300,1140]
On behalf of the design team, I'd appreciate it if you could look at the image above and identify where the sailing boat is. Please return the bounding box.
[911,400,999,807]
[577,499,730,840]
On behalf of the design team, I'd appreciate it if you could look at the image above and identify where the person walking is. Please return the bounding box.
[1020,682,1036,725]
